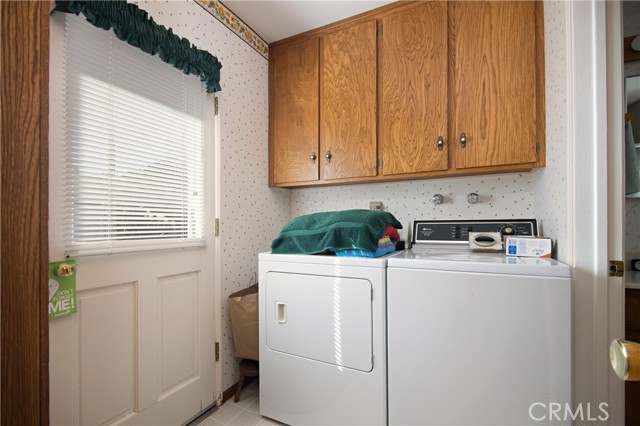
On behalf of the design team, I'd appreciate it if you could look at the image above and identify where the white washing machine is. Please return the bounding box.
[258,252,392,425]
[387,219,572,426]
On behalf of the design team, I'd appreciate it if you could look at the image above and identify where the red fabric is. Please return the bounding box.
[381,225,400,241]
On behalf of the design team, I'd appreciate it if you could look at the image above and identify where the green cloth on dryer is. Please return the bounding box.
[271,209,402,255]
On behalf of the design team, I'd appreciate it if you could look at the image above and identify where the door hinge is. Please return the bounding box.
[215,342,220,361]
[376,26,383,36]
[609,260,624,277]
[377,160,384,169]
[215,218,220,237]
[536,143,540,153]
[214,97,219,115]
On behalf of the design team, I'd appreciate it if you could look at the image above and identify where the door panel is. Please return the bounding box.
[264,272,373,372]
[452,1,538,169]
[50,249,214,426]
[79,283,136,426]
[159,272,198,395]
[271,38,319,184]
[321,20,377,180]
[381,2,448,175]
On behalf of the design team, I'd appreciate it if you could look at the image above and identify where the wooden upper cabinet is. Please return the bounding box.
[320,20,377,181]
[270,38,319,185]
[267,1,544,187]
[451,1,538,169]
[381,2,448,176]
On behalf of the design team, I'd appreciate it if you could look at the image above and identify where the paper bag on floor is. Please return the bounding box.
[228,283,259,361]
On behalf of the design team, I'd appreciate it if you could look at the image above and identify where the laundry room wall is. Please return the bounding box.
[290,175,537,241]
[138,0,290,392]
[532,0,570,264]
[291,2,570,262]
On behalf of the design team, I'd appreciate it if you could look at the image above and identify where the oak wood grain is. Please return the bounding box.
[534,1,545,168]
[451,1,538,169]
[270,162,534,188]
[269,2,419,48]
[626,289,640,425]
[380,2,448,176]
[1,1,50,425]
[270,38,320,185]
[320,20,377,180]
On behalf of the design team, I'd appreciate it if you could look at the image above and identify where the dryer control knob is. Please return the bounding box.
[501,226,516,236]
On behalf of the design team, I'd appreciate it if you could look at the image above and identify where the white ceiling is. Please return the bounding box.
[222,1,396,43]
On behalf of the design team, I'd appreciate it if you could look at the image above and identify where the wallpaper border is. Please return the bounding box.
[195,0,269,59]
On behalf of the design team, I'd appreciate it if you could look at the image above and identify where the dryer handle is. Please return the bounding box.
[275,302,287,324]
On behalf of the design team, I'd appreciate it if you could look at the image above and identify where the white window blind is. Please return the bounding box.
[63,16,207,256]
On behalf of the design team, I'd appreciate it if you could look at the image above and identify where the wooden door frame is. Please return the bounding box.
[1,1,50,425]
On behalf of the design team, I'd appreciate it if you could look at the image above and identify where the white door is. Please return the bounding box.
[48,247,216,426]
[48,14,218,425]
[569,2,626,424]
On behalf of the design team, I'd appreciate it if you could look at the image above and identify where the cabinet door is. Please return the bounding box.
[452,1,538,169]
[270,38,319,185]
[321,20,377,180]
[381,2,448,176]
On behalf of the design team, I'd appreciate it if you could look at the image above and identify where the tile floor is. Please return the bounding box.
[199,380,284,426]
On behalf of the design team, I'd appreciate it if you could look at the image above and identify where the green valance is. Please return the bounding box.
[53,0,222,93]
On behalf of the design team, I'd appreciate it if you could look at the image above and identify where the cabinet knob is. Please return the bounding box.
[325,151,332,162]
[310,152,317,162]
[460,132,467,148]
[437,136,444,151]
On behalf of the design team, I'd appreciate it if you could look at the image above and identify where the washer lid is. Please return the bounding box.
[388,250,571,278]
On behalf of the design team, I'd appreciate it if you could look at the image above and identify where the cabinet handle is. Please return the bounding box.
[460,132,467,148]
[310,152,317,163]
[437,136,444,151]
[325,151,332,162]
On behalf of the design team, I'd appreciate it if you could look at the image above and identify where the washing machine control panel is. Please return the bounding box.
[413,219,539,245]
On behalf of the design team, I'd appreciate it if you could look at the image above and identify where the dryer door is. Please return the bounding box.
[264,272,373,372]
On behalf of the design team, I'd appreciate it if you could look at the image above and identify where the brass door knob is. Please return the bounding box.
[610,339,640,381]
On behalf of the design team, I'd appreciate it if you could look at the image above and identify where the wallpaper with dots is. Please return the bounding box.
[137,0,290,392]
[291,174,537,239]
[533,0,569,263]
[137,0,572,396]
[291,1,570,262]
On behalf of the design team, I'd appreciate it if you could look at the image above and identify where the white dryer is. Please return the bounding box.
[258,252,392,425]
[387,219,572,426]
